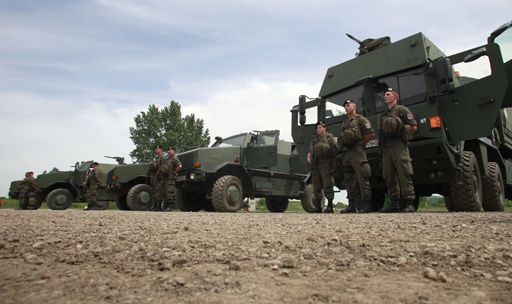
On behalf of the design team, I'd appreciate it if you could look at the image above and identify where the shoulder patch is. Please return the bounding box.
[365,123,371,129]
[407,113,413,120]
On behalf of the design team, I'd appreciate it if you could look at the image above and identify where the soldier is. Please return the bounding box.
[148,147,166,211]
[338,99,375,213]
[379,88,417,213]
[161,147,182,211]
[84,162,101,210]
[307,121,338,213]
[17,171,39,210]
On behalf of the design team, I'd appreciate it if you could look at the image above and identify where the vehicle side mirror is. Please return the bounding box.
[433,57,454,94]
[299,95,306,125]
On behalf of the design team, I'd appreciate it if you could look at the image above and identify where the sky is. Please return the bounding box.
[0,0,511,197]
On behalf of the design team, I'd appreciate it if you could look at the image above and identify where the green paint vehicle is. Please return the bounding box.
[291,21,512,212]
[176,130,309,212]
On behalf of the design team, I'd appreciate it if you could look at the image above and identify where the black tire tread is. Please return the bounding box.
[448,151,482,212]
[266,197,289,213]
[46,188,73,210]
[126,184,153,211]
[482,162,505,211]
[211,175,243,212]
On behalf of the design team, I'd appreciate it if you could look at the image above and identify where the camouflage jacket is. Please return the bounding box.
[86,169,101,189]
[19,176,39,193]
[312,132,338,163]
[162,155,182,178]
[380,104,417,144]
[339,114,373,150]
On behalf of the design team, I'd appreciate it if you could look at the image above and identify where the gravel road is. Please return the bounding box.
[1,209,511,303]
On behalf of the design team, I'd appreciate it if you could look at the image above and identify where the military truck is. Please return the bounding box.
[107,163,152,211]
[292,21,512,212]
[176,130,309,212]
[25,161,117,210]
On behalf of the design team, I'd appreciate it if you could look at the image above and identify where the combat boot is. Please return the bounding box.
[340,199,357,213]
[403,200,417,213]
[150,202,162,211]
[379,199,401,213]
[358,200,372,213]
[323,199,334,213]
[162,201,172,212]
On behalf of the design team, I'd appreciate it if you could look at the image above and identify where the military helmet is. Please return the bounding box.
[382,116,403,135]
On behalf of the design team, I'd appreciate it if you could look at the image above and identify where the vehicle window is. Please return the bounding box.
[255,134,277,146]
[495,27,512,63]
[218,134,247,146]
[374,68,427,112]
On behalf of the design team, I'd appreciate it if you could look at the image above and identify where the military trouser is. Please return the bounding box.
[342,145,372,202]
[152,177,166,209]
[381,139,415,200]
[18,191,28,209]
[311,159,335,202]
[162,177,177,210]
[86,186,99,208]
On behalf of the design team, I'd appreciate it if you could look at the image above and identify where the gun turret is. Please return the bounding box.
[105,156,126,165]
[346,33,391,57]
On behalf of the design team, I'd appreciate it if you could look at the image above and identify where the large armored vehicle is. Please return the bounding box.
[176,130,308,212]
[23,161,117,210]
[107,163,151,210]
[292,21,512,212]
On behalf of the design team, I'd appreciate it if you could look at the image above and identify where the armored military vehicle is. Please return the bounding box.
[176,130,308,212]
[28,161,117,210]
[8,179,43,210]
[107,163,152,211]
[292,21,512,212]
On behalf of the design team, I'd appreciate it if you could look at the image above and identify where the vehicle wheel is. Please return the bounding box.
[95,201,110,210]
[448,151,482,211]
[176,189,203,212]
[370,192,385,212]
[115,195,130,210]
[300,184,322,213]
[444,196,455,212]
[212,175,244,212]
[126,184,153,211]
[265,197,289,213]
[46,188,74,210]
[482,162,505,211]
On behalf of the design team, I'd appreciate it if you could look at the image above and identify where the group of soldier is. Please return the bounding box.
[148,146,182,211]
[308,88,418,214]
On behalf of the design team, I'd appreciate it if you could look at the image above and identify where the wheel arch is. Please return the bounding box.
[214,163,253,197]
[41,183,79,200]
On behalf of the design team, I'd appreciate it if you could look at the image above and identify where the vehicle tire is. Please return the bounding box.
[115,195,130,210]
[300,184,322,213]
[482,162,505,211]
[126,184,153,211]
[370,192,385,212]
[265,197,289,213]
[95,201,110,210]
[46,188,74,210]
[448,151,482,212]
[212,175,244,212]
[176,189,203,212]
[444,196,456,212]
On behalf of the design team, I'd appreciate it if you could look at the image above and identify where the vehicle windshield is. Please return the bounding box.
[251,132,278,146]
[495,26,512,63]
[213,134,248,147]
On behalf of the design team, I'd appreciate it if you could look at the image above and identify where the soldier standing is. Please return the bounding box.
[307,121,338,213]
[379,89,417,213]
[84,162,101,210]
[17,171,39,210]
[161,147,182,211]
[339,100,375,213]
[149,147,166,211]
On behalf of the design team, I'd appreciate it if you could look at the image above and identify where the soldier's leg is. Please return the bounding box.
[17,191,28,210]
[397,146,416,212]
[341,162,357,213]
[380,147,400,213]
[311,167,323,212]
[89,188,98,210]
[352,158,372,213]
[321,163,335,213]
[162,178,176,211]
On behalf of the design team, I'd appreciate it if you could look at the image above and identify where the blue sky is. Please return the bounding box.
[0,0,510,196]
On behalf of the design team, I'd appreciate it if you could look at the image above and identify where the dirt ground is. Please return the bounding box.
[1,209,511,304]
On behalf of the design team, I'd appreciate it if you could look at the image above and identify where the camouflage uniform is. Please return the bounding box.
[148,154,166,210]
[18,175,39,210]
[380,104,417,211]
[339,114,374,212]
[85,168,101,210]
[311,132,338,211]
[162,155,182,211]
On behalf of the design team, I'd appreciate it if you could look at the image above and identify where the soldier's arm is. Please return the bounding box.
[360,117,376,144]
[401,107,418,135]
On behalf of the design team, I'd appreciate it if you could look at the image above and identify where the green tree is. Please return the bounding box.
[129,101,210,162]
